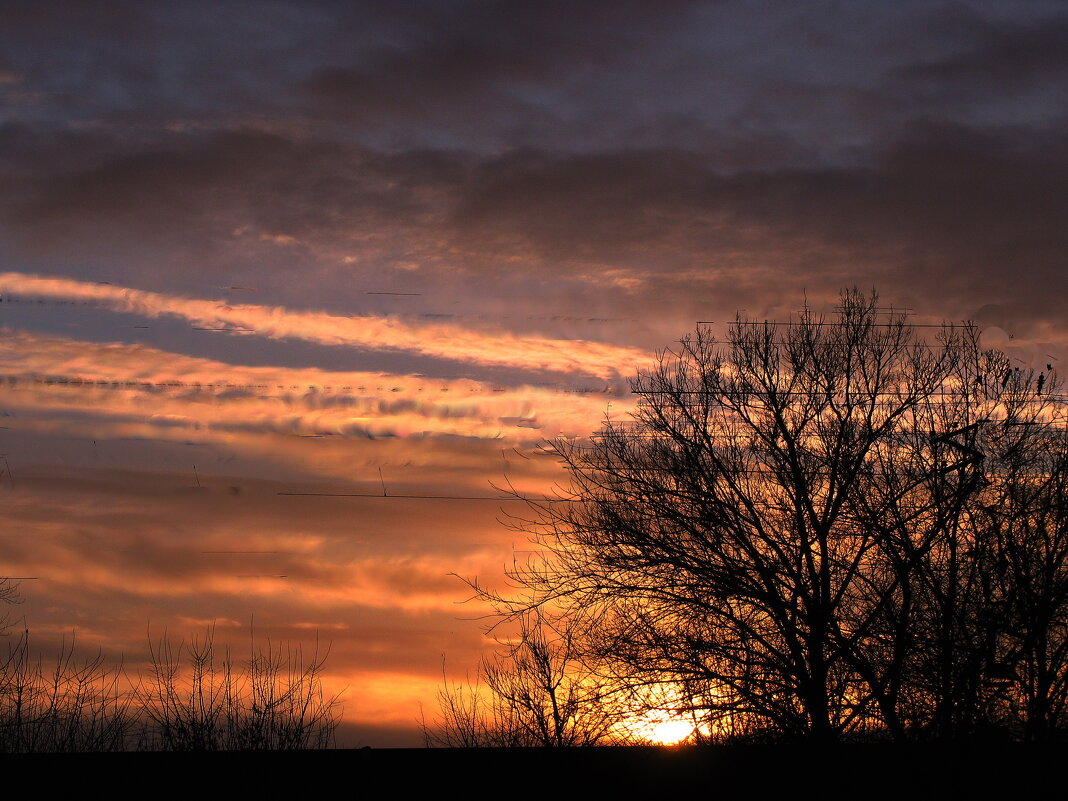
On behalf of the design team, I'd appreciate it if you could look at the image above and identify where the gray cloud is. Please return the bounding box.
[5,114,1068,343]
[892,14,1068,93]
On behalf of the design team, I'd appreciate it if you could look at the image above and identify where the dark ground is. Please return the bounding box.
[8,744,1059,797]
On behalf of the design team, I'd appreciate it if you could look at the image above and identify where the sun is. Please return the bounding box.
[646,717,697,745]
[629,711,698,745]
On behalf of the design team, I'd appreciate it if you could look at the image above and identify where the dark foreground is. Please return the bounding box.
[8,744,1059,797]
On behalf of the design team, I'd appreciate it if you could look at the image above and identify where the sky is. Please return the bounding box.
[1,0,1067,746]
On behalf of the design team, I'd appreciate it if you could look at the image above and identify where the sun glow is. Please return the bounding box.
[629,711,699,745]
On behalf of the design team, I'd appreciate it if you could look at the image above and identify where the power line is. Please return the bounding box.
[698,320,968,329]
[275,491,578,502]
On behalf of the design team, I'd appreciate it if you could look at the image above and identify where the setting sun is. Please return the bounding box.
[628,712,699,745]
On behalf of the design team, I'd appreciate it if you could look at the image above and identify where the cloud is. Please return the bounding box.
[300,0,701,130]
[0,452,548,742]
[0,273,652,379]
[443,124,1068,332]
[6,104,1067,352]
[0,328,638,504]
[891,15,1068,96]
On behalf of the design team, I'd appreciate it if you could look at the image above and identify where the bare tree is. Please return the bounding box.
[0,623,342,752]
[970,394,1068,740]
[424,608,626,747]
[0,578,19,638]
[485,289,1068,742]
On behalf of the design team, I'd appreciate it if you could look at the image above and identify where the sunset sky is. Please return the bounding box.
[2,0,1067,745]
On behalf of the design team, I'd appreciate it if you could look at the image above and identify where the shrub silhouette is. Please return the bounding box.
[0,630,137,753]
[138,626,342,751]
[0,617,341,752]
[424,609,626,747]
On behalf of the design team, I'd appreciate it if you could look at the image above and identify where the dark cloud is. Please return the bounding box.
[2,129,468,300]
[446,121,1068,326]
[5,112,1068,343]
[892,16,1068,94]
[301,0,700,135]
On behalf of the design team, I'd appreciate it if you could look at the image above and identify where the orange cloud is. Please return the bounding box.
[0,329,637,470]
[0,272,652,379]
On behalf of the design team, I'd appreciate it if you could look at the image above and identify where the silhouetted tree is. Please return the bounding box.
[485,289,1068,742]
[424,609,625,747]
[970,402,1068,740]
[0,578,18,636]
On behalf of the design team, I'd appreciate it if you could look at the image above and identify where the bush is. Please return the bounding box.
[0,617,342,753]
[0,630,137,753]
[138,626,342,751]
